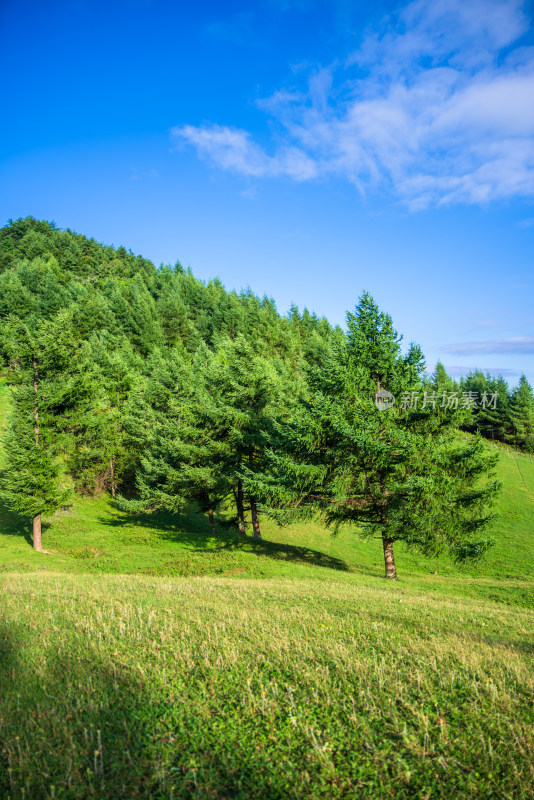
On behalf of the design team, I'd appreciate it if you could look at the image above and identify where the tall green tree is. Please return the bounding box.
[120,345,231,532]
[211,334,280,538]
[1,364,69,551]
[461,373,513,444]
[510,375,534,452]
[252,294,500,578]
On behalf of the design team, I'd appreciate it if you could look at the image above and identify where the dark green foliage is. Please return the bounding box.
[0,218,320,501]
[510,375,534,452]
[251,295,499,576]
[1,385,69,519]
[125,335,283,536]
[0,218,518,575]
[459,370,532,450]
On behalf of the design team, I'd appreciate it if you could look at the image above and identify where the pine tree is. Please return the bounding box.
[120,345,231,532]
[252,294,500,578]
[212,334,279,538]
[130,333,281,539]
[0,313,76,547]
[510,375,534,452]
[476,376,512,444]
[1,386,69,550]
[68,336,139,496]
[431,361,456,392]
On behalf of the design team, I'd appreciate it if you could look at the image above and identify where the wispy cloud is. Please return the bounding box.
[445,365,520,377]
[129,167,159,182]
[173,0,534,207]
[172,124,317,181]
[443,337,534,355]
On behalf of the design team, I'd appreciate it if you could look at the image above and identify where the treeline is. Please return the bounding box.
[0,217,341,543]
[0,217,523,576]
[459,372,534,452]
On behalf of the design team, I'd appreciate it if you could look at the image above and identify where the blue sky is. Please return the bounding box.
[1,0,533,385]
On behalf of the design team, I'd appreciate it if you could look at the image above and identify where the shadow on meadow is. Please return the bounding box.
[99,505,352,573]
[0,497,42,548]
[0,616,156,799]
[0,616,308,800]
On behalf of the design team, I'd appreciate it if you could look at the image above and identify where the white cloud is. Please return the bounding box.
[443,337,534,355]
[445,365,520,377]
[172,125,270,177]
[173,0,534,207]
[172,124,317,181]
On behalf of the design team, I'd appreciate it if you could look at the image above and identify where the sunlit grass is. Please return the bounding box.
[1,572,533,799]
[1,379,534,797]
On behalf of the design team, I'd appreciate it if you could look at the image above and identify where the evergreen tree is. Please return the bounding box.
[1,384,69,550]
[0,218,515,564]
[252,294,500,578]
[211,334,280,538]
[461,373,513,444]
[482,376,513,444]
[120,346,231,532]
[62,342,136,496]
[510,375,534,452]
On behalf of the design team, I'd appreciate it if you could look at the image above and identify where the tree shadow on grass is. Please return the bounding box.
[0,615,185,799]
[0,616,313,800]
[0,498,42,548]
[99,506,351,573]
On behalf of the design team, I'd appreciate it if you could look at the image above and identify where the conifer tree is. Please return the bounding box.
[1,362,69,550]
[510,375,534,452]
[118,345,232,532]
[486,377,513,443]
[461,373,513,444]
[129,334,281,539]
[211,335,280,538]
[0,219,514,562]
[252,293,500,578]
[68,336,139,495]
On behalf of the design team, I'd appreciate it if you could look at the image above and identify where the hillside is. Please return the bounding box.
[1,369,533,604]
[1,221,533,799]
[1,569,532,800]
[1,484,533,799]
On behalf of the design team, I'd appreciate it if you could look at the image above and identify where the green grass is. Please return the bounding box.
[1,377,533,798]
[1,447,533,607]
[1,573,533,799]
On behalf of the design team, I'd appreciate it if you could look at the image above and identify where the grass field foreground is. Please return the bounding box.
[1,377,534,798]
[1,571,533,799]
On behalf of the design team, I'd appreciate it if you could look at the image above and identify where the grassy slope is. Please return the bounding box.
[1,377,533,798]
[1,373,532,602]
[1,573,533,799]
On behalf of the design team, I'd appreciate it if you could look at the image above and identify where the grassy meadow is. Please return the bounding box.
[0,379,533,799]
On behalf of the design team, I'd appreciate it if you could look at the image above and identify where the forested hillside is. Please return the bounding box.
[0,217,532,576]
[0,217,337,512]
[1,219,533,800]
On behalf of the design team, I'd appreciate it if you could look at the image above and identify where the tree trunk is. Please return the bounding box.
[110,458,116,498]
[33,513,43,552]
[208,506,217,536]
[382,534,397,579]
[250,498,261,539]
[236,479,246,537]
[248,448,261,538]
